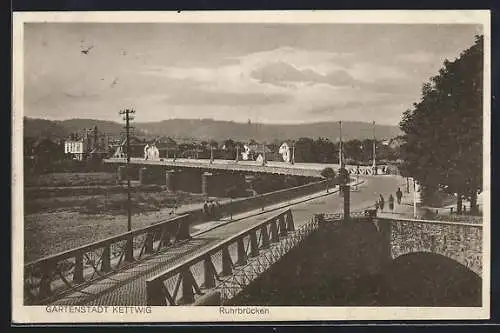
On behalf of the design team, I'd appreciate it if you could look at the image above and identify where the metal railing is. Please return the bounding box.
[24,214,192,305]
[145,209,316,306]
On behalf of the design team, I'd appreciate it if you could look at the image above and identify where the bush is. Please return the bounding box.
[320,167,336,179]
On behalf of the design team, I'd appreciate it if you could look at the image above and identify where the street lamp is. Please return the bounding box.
[372,121,377,174]
[339,121,344,170]
[119,108,135,263]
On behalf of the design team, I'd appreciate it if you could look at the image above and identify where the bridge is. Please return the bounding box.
[104,157,394,178]
[103,157,396,197]
[25,176,482,307]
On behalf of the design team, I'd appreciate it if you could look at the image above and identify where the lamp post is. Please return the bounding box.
[262,142,267,166]
[372,121,377,174]
[339,121,344,170]
[119,108,135,262]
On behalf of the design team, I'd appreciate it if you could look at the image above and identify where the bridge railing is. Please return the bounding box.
[23,214,193,305]
[145,209,316,306]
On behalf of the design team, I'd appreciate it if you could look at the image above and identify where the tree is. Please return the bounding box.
[314,137,336,163]
[295,137,316,162]
[208,140,218,149]
[223,138,235,151]
[344,139,363,162]
[320,167,336,179]
[399,35,483,214]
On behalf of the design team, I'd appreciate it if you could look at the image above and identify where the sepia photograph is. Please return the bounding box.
[12,10,490,323]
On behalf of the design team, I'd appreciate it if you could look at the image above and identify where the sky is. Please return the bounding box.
[24,23,482,125]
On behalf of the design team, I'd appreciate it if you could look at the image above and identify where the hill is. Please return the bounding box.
[23,117,401,142]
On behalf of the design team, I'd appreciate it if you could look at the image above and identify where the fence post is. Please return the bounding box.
[250,231,259,257]
[125,235,134,263]
[286,211,295,231]
[73,254,84,284]
[146,280,166,306]
[145,232,154,254]
[270,220,279,242]
[176,220,190,241]
[278,214,287,236]
[203,256,216,289]
[261,225,270,249]
[101,245,111,272]
[236,238,247,266]
[160,226,172,249]
[221,247,233,276]
[180,268,195,304]
[38,263,53,300]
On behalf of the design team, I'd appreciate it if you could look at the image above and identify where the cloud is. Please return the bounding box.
[396,51,435,64]
[165,89,291,106]
[250,61,359,88]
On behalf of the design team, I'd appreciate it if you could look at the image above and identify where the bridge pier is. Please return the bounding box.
[117,165,140,183]
[202,171,246,197]
[165,170,177,192]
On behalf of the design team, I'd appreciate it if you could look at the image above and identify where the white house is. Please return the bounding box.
[278,142,293,163]
[144,143,160,160]
[64,140,86,161]
[241,145,252,161]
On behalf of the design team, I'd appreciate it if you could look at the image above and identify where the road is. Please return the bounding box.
[48,175,403,306]
[104,157,382,177]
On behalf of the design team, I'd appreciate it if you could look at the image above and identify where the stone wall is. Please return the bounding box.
[378,218,483,276]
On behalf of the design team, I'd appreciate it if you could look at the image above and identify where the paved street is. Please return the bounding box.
[48,175,402,306]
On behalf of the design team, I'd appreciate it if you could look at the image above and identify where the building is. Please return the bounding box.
[112,137,146,159]
[241,144,272,162]
[278,141,296,163]
[64,139,86,161]
[64,125,110,161]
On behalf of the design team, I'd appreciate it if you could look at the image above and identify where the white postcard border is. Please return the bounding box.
[12,10,491,323]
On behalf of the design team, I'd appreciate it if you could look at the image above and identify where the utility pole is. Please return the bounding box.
[372,121,377,174]
[119,108,135,262]
[262,142,267,166]
[339,121,344,169]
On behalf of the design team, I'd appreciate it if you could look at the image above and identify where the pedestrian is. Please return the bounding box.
[378,194,385,212]
[396,187,403,204]
[208,200,215,219]
[388,194,394,211]
[216,200,222,219]
[203,200,209,220]
[374,200,379,211]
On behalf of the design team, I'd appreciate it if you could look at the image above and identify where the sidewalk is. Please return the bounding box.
[191,183,348,235]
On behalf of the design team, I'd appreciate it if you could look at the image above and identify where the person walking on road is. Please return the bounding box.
[203,201,209,220]
[388,194,395,211]
[396,187,403,205]
[378,194,385,212]
[209,200,215,219]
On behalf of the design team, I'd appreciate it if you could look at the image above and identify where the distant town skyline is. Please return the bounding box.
[24,23,481,125]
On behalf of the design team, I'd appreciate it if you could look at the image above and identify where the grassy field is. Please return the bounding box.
[25,172,118,187]
[23,172,211,262]
[24,191,209,262]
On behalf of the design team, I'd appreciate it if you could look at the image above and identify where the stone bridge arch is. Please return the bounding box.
[379,251,482,306]
[377,217,482,277]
